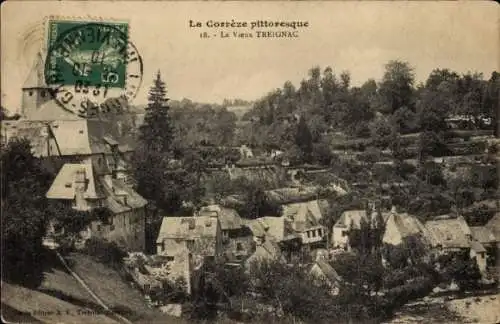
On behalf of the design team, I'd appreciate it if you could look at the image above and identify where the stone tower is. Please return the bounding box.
[21,52,52,119]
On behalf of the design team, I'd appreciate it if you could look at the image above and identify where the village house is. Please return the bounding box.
[155,215,223,295]
[382,211,429,246]
[3,53,146,253]
[424,216,473,255]
[281,200,327,248]
[424,215,497,278]
[332,208,389,251]
[243,216,300,263]
[309,259,342,296]
[470,226,497,250]
[197,205,254,262]
[486,212,500,249]
[156,215,222,264]
[470,240,488,275]
[244,235,284,272]
[46,162,147,252]
[470,226,498,271]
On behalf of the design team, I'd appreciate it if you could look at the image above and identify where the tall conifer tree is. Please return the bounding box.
[139,71,174,154]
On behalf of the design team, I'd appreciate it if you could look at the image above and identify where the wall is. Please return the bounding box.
[301,226,325,245]
[91,207,146,252]
[332,226,349,249]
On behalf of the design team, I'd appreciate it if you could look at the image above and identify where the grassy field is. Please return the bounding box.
[66,252,187,324]
[1,281,120,324]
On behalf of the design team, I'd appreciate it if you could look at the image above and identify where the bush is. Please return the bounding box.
[382,276,435,314]
[82,238,127,268]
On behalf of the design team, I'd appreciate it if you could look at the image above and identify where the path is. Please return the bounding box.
[54,250,134,324]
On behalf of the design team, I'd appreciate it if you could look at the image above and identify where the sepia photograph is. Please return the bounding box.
[1,1,499,323]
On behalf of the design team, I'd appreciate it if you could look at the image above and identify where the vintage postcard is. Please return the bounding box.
[1,1,499,323]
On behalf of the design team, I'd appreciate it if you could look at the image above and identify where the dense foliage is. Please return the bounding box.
[241,62,498,164]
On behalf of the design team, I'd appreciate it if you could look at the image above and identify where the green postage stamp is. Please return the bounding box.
[45,20,129,88]
[43,18,143,117]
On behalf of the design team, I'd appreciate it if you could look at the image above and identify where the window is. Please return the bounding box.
[29,91,33,96]
[41,91,46,97]
[307,231,311,238]
[110,225,115,231]
[97,224,101,231]
[236,243,243,251]
[342,231,348,237]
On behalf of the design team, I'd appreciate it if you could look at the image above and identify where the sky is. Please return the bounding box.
[1,1,499,113]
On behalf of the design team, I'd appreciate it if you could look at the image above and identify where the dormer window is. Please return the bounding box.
[29,91,33,96]
[65,182,72,188]
[41,91,46,98]
[79,130,84,134]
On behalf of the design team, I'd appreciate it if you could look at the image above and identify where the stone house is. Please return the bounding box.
[470,226,498,271]
[156,215,222,263]
[46,162,147,252]
[424,216,473,255]
[155,215,223,294]
[197,205,254,262]
[425,216,494,278]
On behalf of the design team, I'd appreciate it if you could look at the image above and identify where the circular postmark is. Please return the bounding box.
[44,21,143,118]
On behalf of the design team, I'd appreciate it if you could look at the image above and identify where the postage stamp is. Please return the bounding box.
[44,19,143,118]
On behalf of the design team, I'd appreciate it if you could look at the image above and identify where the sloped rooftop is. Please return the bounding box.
[46,163,102,200]
[198,204,242,230]
[425,216,472,249]
[156,216,218,243]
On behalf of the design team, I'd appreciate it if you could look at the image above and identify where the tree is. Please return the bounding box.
[425,69,459,91]
[0,106,21,121]
[248,259,351,323]
[369,117,394,149]
[1,139,53,286]
[238,183,282,219]
[295,116,313,163]
[139,71,174,152]
[484,71,500,135]
[133,71,184,214]
[379,60,415,113]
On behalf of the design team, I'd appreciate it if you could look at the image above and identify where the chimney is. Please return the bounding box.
[74,169,87,187]
[73,168,88,210]
[391,205,397,214]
